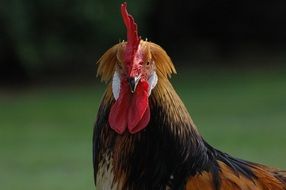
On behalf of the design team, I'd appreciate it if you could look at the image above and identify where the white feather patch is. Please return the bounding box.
[112,70,157,98]
[96,155,119,190]
[148,71,158,95]
[112,70,121,100]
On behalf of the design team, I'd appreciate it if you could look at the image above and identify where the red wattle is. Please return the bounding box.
[128,81,149,132]
[108,80,150,134]
[129,105,150,134]
[108,84,129,134]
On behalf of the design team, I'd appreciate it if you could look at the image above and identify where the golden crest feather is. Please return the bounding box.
[96,41,176,83]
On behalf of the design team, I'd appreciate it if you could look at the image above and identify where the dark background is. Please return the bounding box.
[1,0,286,85]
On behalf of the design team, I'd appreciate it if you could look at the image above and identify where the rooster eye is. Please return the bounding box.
[146,61,150,66]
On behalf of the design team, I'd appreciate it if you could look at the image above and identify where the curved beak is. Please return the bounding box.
[127,75,141,93]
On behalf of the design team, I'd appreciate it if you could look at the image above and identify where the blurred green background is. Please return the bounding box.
[0,0,286,190]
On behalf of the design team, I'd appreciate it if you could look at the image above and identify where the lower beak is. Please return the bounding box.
[127,76,140,93]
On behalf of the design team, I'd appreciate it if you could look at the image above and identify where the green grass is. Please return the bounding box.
[0,69,286,189]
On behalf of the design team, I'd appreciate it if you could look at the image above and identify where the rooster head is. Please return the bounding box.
[96,3,176,134]
[117,2,157,95]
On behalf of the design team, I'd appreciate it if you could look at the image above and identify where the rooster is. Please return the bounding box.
[93,3,286,190]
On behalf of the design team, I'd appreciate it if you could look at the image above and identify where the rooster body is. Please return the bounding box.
[93,3,286,190]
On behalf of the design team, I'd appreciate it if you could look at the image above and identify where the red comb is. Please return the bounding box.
[121,2,140,62]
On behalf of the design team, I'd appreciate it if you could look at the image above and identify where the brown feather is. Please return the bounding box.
[96,43,120,82]
[186,171,214,190]
[96,41,176,83]
[185,161,286,190]
[149,42,177,78]
[251,164,286,190]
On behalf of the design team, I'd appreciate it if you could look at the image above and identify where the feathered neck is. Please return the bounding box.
[151,77,200,134]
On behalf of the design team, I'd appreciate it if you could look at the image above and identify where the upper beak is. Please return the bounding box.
[127,75,141,93]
